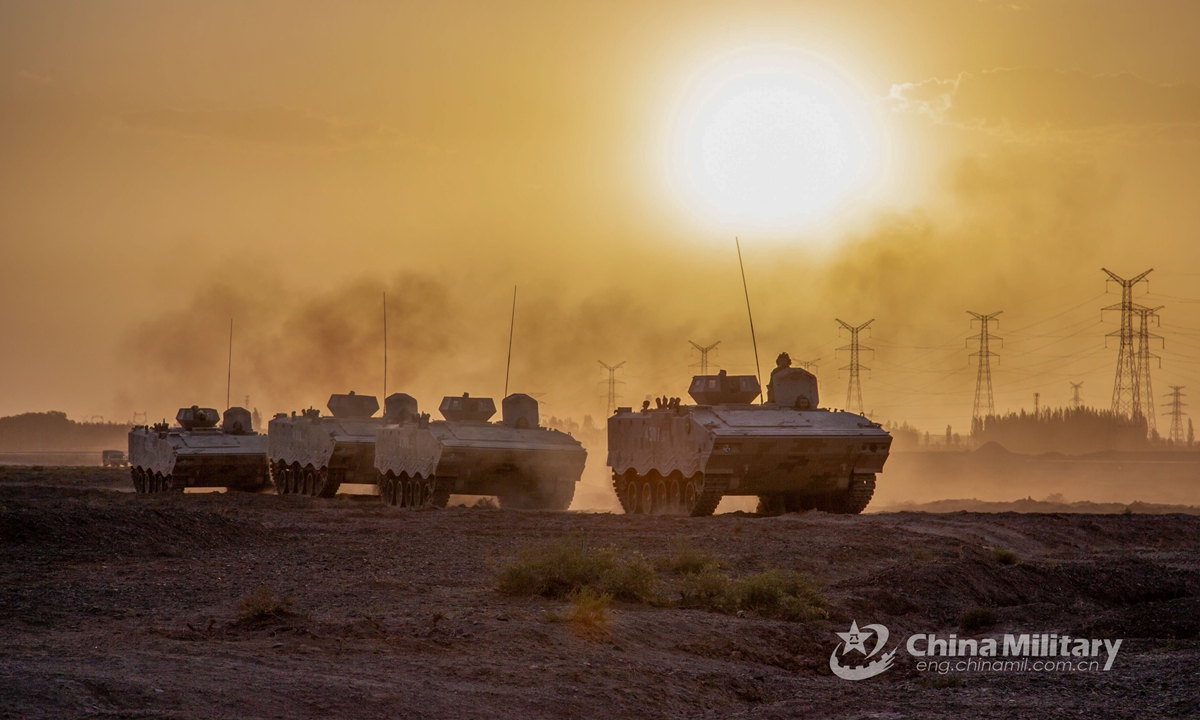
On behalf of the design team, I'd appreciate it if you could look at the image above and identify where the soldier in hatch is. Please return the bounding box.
[766,351,792,403]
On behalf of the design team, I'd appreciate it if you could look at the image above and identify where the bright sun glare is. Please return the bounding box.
[671,52,880,232]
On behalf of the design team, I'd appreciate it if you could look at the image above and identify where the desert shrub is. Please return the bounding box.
[991,548,1020,566]
[723,570,827,622]
[237,586,295,623]
[497,538,659,602]
[678,567,825,622]
[655,538,720,576]
[601,551,660,603]
[677,564,731,609]
[499,539,824,622]
[959,606,999,631]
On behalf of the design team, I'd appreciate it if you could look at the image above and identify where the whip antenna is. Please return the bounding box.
[382,292,388,399]
[736,238,763,404]
[504,286,517,397]
[225,318,233,411]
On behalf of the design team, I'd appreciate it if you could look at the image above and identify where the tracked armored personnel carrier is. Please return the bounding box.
[374,392,587,510]
[128,406,269,493]
[268,391,388,498]
[607,368,891,516]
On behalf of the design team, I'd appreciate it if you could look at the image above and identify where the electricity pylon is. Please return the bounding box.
[688,341,720,375]
[968,311,1002,421]
[1134,305,1163,432]
[1069,382,1084,410]
[836,319,873,415]
[1164,386,1187,444]
[1102,268,1153,418]
[598,360,626,416]
[797,359,819,373]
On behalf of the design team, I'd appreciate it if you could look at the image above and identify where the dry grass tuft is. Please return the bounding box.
[236,586,296,625]
[565,588,612,640]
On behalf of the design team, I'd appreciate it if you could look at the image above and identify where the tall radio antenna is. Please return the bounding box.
[382,292,388,399]
[504,285,517,397]
[225,318,233,411]
[735,238,763,403]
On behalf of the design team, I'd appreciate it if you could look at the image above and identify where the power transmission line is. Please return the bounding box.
[1134,305,1163,432]
[836,319,873,415]
[1163,386,1187,444]
[967,311,1002,422]
[1101,268,1153,418]
[598,360,626,416]
[688,340,720,375]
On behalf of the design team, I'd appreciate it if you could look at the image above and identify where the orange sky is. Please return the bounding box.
[2,0,1200,435]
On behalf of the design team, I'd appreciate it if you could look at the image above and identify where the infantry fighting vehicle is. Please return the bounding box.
[128,406,269,493]
[268,391,388,497]
[374,392,587,509]
[607,367,891,516]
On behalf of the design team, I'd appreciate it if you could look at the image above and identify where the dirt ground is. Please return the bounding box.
[2,467,1199,719]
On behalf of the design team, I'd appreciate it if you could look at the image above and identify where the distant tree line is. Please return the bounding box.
[970,407,1155,455]
[0,411,131,452]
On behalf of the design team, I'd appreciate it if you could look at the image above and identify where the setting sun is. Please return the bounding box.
[670,52,880,231]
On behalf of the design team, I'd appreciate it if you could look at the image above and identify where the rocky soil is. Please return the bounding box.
[1,467,1198,719]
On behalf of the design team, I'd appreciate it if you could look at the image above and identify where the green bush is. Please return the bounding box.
[678,567,825,622]
[498,538,825,623]
[655,538,720,576]
[601,551,660,603]
[723,570,827,622]
[678,564,731,608]
[497,538,659,603]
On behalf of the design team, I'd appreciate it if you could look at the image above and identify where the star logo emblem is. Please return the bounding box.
[836,620,871,655]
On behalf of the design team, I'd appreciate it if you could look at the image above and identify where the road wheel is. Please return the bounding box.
[314,468,336,498]
[612,471,639,514]
[681,474,723,517]
[640,481,654,515]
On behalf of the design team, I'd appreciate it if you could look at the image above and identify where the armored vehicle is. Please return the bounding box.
[102,450,128,468]
[128,406,269,493]
[268,391,389,497]
[607,367,891,516]
[374,392,587,510]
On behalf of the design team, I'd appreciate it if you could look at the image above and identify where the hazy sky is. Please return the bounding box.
[2,0,1200,434]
